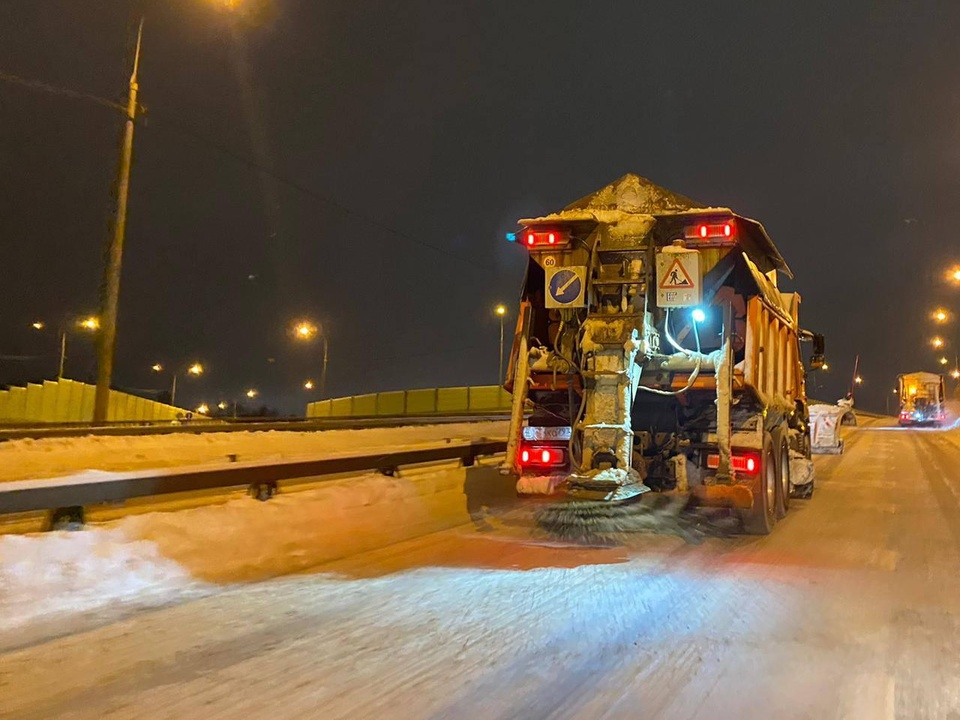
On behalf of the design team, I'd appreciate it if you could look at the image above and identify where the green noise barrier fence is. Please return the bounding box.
[0,378,185,424]
[306,385,514,419]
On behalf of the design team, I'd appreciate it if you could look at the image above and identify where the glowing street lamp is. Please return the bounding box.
[950,267,960,284]
[31,321,44,331]
[932,337,945,349]
[933,308,950,323]
[246,388,258,399]
[195,403,210,415]
[218,401,228,411]
[939,357,949,366]
[48,314,101,379]
[163,362,205,407]
[293,320,318,341]
[303,380,315,391]
[854,376,864,385]
[292,319,329,397]
[822,363,830,371]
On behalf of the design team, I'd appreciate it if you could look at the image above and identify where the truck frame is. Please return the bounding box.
[501,175,823,534]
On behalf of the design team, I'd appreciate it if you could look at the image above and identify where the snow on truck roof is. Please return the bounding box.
[519,174,793,279]
[898,372,943,381]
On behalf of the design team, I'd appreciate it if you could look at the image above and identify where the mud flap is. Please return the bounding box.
[789,451,815,498]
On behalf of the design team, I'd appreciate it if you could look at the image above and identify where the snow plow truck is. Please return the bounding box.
[898,372,946,427]
[500,175,824,534]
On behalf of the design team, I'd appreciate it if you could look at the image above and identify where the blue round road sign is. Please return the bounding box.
[549,269,582,305]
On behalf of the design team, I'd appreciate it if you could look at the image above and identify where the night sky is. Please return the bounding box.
[2,0,959,414]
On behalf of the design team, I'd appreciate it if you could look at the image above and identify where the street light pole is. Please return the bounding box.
[494,304,507,384]
[170,374,178,407]
[58,331,66,379]
[499,315,505,383]
[321,335,329,398]
[94,18,144,422]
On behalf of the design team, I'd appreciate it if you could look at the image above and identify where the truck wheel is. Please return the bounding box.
[740,433,776,535]
[776,436,790,519]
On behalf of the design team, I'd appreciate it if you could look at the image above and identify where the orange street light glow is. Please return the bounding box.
[293,320,318,341]
[188,363,204,376]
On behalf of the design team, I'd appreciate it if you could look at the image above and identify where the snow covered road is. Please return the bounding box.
[4,426,960,719]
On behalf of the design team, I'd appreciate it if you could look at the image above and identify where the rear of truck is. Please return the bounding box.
[898,372,946,426]
[500,175,822,534]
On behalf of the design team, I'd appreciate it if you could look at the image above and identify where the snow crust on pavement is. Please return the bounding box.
[0,529,204,643]
[0,421,507,483]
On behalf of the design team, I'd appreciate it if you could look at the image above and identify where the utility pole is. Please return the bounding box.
[94,19,144,422]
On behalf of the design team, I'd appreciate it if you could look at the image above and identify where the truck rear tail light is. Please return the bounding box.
[519,444,566,468]
[706,452,761,475]
[523,230,570,249]
[684,221,736,242]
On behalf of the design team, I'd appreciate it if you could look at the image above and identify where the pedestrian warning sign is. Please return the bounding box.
[656,248,702,308]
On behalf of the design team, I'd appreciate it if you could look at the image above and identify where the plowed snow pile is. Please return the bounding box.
[0,529,205,646]
[0,462,513,648]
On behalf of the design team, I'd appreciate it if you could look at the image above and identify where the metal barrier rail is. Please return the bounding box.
[0,439,507,522]
[0,412,511,442]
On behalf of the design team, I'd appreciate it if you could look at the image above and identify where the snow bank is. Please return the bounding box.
[0,463,515,645]
[0,421,507,483]
[0,529,204,646]
[117,464,512,583]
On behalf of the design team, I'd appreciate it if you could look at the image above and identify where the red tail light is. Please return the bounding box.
[685,221,736,242]
[522,230,570,249]
[519,443,566,468]
[707,451,761,475]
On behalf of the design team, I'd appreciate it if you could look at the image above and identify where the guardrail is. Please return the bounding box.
[307,385,514,418]
[0,412,511,442]
[0,439,508,528]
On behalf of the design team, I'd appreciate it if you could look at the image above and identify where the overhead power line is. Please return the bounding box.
[0,69,125,113]
[146,109,497,273]
[0,66,501,273]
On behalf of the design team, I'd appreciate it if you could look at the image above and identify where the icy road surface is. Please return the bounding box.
[5,426,960,719]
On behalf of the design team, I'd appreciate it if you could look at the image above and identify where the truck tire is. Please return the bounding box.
[775,429,790,519]
[740,433,776,535]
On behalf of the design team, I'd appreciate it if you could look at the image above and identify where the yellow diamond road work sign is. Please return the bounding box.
[656,248,702,308]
